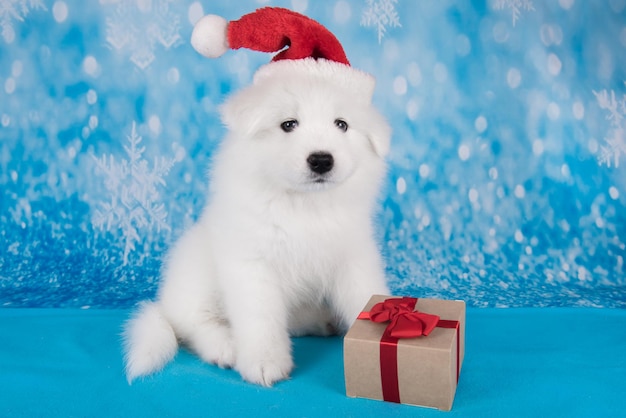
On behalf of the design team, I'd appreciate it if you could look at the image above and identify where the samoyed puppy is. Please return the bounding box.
[123,58,391,387]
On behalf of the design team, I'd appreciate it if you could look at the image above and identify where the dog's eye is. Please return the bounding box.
[334,119,348,133]
[280,119,299,133]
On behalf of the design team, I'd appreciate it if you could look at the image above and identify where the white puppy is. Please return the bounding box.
[123,58,391,387]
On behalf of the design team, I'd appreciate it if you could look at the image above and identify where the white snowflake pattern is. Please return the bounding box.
[593,86,626,168]
[104,0,182,70]
[493,0,535,26]
[360,0,401,44]
[0,0,46,43]
[92,122,180,264]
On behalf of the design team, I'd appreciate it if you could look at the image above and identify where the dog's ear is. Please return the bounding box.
[219,88,265,137]
[365,109,392,158]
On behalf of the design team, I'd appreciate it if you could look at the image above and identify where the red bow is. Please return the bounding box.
[359,297,440,339]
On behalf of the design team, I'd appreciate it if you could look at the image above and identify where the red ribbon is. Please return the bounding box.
[357,297,460,404]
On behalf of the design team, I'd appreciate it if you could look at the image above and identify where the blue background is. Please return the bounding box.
[1,0,625,309]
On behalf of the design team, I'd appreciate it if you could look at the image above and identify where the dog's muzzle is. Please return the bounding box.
[307,152,334,175]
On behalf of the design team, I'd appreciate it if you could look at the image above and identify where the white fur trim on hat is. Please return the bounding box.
[191,14,229,58]
[253,58,376,105]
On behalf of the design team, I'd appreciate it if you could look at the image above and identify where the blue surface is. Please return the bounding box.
[1,308,625,417]
[1,1,625,309]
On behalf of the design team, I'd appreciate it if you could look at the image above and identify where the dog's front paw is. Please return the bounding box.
[188,324,236,369]
[236,348,294,387]
[196,335,236,369]
[214,339,237,369]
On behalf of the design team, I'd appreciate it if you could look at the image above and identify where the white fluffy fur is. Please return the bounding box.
[123,58,391,386]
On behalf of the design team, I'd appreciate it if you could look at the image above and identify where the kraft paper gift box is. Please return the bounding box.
[344,295,466,411]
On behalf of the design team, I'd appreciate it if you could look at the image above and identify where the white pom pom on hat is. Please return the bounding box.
[191,14,229,58]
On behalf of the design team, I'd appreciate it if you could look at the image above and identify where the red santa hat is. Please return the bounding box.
[190,7,375,104]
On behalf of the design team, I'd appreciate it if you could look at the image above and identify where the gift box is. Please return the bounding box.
[344,295,466,411]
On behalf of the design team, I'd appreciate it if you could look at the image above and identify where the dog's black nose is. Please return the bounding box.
[307,152,334,174]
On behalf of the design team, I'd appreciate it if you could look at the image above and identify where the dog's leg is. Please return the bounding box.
[330,251,390,332]
[219,261,293,387]
[159,223,236,369]
[178,312,236,369]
